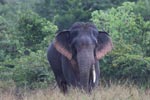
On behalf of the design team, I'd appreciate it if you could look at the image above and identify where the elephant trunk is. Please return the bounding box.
[77,48,95,92]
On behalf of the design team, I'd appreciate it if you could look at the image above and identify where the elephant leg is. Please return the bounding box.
[60,80,68,93]
[95,61,100,86]
[61,57,79,87]
[55,76,68,93]
[47,45,68,93]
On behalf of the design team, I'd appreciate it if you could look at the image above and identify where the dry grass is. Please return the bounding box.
[0,84,150,100]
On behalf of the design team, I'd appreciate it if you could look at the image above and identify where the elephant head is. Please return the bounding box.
[54,22,113,92]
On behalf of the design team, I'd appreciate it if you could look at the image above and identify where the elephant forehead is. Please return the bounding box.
[70,24,97,35]
[75,35,95,47]
[71,27,92,34]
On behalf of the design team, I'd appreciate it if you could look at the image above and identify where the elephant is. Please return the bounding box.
[47,22,113,93]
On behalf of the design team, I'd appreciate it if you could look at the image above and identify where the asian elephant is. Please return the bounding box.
[47,22,113,93]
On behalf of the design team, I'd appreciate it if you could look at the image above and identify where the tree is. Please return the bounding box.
[35,0,137,30]
[18,10,57,51]
[91,2,150,86]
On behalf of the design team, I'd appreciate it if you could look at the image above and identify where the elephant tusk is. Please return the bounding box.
[92,64,96,83]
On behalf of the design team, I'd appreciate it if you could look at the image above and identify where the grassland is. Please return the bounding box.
[0,83,150,100]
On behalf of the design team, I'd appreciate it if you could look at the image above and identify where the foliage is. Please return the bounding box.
[12,50,54,88]
[134,0,150,21]
[91,2,150,86]
[18,10,57,51]
[0,2,57,89]
[35,0,137,30]
[0,16,20,61]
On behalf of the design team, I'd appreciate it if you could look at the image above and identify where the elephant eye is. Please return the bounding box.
[92,31,98,37]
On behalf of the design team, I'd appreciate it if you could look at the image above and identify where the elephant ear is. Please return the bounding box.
[54,30,72,60]
[96,31,113,60]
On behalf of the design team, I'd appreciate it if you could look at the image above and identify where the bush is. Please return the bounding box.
[0,6,57,89]
[91,2,150,86]
[12,50,55,89]
[0,16,20,61]
[18,10,57,51]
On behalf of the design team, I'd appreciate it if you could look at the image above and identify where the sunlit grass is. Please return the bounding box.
[1,83,150,100]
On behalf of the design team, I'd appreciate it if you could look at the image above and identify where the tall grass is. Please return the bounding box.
[0,83,150,100]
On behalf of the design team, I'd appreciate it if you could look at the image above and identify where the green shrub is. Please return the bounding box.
[0,7,57,89]
[91,2,150,86]
[12,50,54,89]
[18,10,57,51]
[0,16,20,61]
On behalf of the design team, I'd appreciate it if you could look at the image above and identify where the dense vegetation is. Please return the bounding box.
[0,0,150,91]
